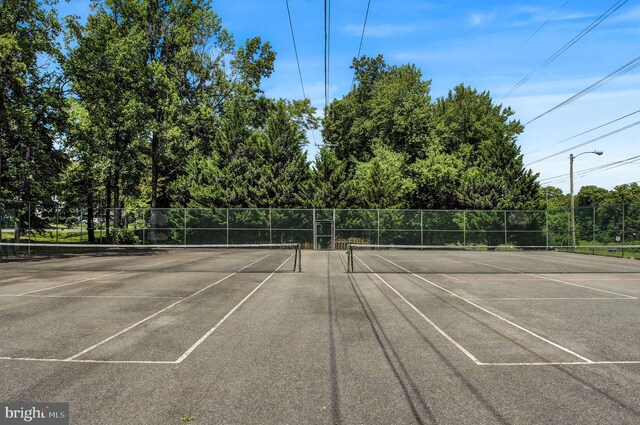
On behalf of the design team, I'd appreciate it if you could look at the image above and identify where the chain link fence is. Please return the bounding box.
[1,200,637,255]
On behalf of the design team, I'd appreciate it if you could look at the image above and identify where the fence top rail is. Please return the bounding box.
[1,242,301,248]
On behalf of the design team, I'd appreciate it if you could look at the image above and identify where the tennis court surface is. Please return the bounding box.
[2,245,640,424]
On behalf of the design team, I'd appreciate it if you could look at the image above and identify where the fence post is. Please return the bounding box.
[312,208,316,250]
[269,208,272,244]
[567,209,571,249]
[420,210,424,248]
[27,202,31,255]
[79,209,83,243]
[226,208,229,245]
[332,208,336,250]
[184,208,187,245]
[55,206,59,243]
[622,203,626,258]
[463,210,467,246]
[592,206,596,255]
[545,208,549,250]
[377,209,380,246]
[504,210,507,246]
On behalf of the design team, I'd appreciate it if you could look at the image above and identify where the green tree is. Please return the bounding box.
[323,55,431,171]
[409,146,462,209]
[432,84,542,210]
[323,55,540,211]
[608,183,640,205]
[168,98,315,209]
[542,186,569,209]
[308,148,351,208]
[576,185,609,207]
[65,3,151,238]
[351,144,415,209]
[222,99,314,208]
[65,0,277,220]
[60,100,108,242]
[0,0,67,203]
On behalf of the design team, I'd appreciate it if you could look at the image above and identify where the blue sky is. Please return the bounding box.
[60,1,640,194]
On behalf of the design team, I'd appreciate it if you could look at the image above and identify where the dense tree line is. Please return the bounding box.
[321,55,541,210]
[9,0,630,221]
[545,183,640,209]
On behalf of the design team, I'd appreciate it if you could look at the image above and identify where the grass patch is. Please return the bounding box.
[573,246,640,260]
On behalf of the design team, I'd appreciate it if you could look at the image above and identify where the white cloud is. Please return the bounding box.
[610,6,640,22]
[469,12,495,26]
[549,12,598,22]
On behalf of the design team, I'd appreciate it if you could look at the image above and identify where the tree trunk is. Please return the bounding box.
[151,131,159,209]
[87,191,95,243]
[105,175,111,243]
[150,131,159,243]
[114,166,120,230]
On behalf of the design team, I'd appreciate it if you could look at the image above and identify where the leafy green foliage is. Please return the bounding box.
[409,146,462,209]
[308,148,350,208]
[351,144,415,209]
[430,84,541,210]
[0,0,67,202]
[324,55,431,169]
[323,60,542,210]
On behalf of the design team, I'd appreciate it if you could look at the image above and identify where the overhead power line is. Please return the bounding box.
[526,54,640,125]
[523,0,571,45]
[324,0,331,110]
[285,0,306,99]
[284,0,319,147]
[573,155,640,178]
[540,154,640,184]
[351,0,372,88]
[503,0,629,99]
[525,108,640,156]
[526,118,640,166]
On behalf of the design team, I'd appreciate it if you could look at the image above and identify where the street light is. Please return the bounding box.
[570,150,603,249]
